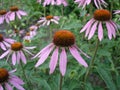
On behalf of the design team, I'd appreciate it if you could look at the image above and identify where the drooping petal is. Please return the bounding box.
[88,21,98,40]
[17,51,20,64]
[12,52,16,65]
[9,12,15,21]
[98,22,103,41]
[9,80,25,90]
[0,84,3,90]
[69,46,88,67]
[5,83,13,90]
[35,45,55,67]
[33,43,54,59]
[80,19,94,33]
[20,51,27,64]
[24,46,36,49]
[0,49,10,59]
[18,10,27,16]
[0,42,6,50]
[16,12,21,19]
[10,75,24,85]
[59,48,67,76]
[106,22,112,40]
[49,47,59,74]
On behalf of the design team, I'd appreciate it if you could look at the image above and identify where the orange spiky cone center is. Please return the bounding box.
[0,10,7,15]
[11,42,23,51]
[0,34,4,42]
[46,15,53,20]
[53,30,75,47]
[0,68,9,83]
[94,9,111,21]
[10,6,19,11]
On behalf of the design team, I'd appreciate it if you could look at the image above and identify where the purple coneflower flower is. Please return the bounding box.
[0,34,15,50]
[8,6,27,21]
[0,42,35,65]
[38,15,60,26]
[0,68,25,90]
[74,0,107,9]
[33,30,89,76]
[80,9,117,41]
[23,32,32,42]
[43,0,68,6]
[9,29,25,37]
[0,9,9,24]
[29,25,38,37]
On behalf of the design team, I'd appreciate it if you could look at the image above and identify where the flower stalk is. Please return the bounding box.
[84,39,99,84]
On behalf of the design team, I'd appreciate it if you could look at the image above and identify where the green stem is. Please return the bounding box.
[20,61,32,90]
[59,74,63,90]
[84,39,99,85]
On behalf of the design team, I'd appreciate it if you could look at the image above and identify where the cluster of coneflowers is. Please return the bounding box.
[0,6,27,24]
[0,0,120,90]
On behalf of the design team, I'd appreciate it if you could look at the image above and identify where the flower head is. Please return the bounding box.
[80,9,117,41]
[0,34,15,50]
[37,15,60,26]
[0,68,24,90]
[8,6,27,21]
[0,9,9,24]
[29,25,38,37]
[43,0,68,6]
[74,0,107,9]
[0,42,36,65]
[33,30,89,76]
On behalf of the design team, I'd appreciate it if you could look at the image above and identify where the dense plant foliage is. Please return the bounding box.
[0,0,120,90]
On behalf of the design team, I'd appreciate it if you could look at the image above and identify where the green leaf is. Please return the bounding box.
[96,65,116,90]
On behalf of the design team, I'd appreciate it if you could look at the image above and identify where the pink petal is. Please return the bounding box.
[106,22,112,39]
[9,12,15,21]
[20,51,27,64]
[0,42,6,50]
[5,83,12,90]
[98,22,103,41]
[33,43,54,59]
[3,41,10,47]
[12,52,16,65]
[16,12,21,19]
[0,17,4,24]
[69,46,88,67]
[10,75,24,85]
[59,48,67,76]
[0,49,10,59]
[80,19,94,33]
[0,84,3,90]
[35,45,54,67]
[25,46,36,49]
[88,21,98,40]
[18,10,27,16]
[9,80,25,90]
[49,47,59,74]
[9,69,17,74]
[17,51,21,64]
